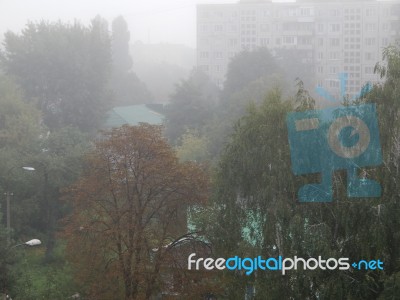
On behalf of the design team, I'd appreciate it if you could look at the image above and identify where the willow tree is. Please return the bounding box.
[64,124,209,300]
[207,42,400,299]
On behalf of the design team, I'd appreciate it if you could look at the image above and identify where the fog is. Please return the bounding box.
[0,0,233,47]
[0,0,297,46]
[1,0,400,298]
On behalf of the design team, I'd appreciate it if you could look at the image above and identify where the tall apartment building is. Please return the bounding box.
[197,0,400,99]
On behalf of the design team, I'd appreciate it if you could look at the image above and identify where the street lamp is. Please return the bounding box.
[10,239,42,249]
[21,167,35,171]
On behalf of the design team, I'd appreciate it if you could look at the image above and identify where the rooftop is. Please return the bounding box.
[104,104,164,128]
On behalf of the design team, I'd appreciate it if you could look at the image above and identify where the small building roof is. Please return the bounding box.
[104,104,164,128]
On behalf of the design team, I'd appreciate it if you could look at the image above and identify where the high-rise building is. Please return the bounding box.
[197,0,400,98]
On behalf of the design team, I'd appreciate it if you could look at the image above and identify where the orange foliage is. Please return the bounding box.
[63,124,209,300]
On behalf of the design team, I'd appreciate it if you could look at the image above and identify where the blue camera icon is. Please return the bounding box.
[287,104,382,202]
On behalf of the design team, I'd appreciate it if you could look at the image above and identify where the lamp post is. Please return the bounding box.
[4,166,35,244]
[22,163,53,261]
[24,162,77,261]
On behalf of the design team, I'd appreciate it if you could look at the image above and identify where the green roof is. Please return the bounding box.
[105,104,164,128]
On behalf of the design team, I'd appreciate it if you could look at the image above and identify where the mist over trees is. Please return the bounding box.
[110,16,153,106]
[0,8,400,299]
[162,43,400,299]
[131,42,196,102]
[0,14,155,298]
[164,69,219,144]
[0,18,111,133]
[0,15,153,134]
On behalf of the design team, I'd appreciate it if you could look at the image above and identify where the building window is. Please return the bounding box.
[329,66,337,74]
[260,38,269,46]
[330,38,340,47]
[329,52,340,60]
[215,52,223,59]
[366,23,376,31]
[200,24,208,33]
[330,80,340,88]
[229,39,238,47]
[288,8,297,17]
[366,8,376,17]
[200,51,209,59]
[300,7,313,16]
[382,23,389,31]
[214,24,223,32]
[330,24,340,33]
[298,37,312,45]
[365,38,376,46]
[284,36,296,44]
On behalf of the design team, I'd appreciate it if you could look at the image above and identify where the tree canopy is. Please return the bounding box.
[201,44,400,299]
[64,124,209,299]
[110,16,153,105]
[0,18,112,133]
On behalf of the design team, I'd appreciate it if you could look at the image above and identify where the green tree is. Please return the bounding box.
[110,16,153,105]
[0,74,43,243]
[0,75,42,151]
[164,69,218,143]
[207,89,302,299]
[111,16,133,73]
[176,130,210,162]
[206,48,285,160]
[221,48,280,102]
[25,126,89,261]
[205,41,400,298]
[0,18,112,133]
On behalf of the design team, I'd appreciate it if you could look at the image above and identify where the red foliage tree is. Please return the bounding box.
[63,124,209,300]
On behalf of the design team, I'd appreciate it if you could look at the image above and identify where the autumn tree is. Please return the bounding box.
[64,124,209,300]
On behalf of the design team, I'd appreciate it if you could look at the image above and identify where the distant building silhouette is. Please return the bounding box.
[197,0,400,99]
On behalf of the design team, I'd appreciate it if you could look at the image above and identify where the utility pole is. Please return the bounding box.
[5,192,13,244]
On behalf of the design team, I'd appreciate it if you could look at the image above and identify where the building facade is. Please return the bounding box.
[197,0,400,99]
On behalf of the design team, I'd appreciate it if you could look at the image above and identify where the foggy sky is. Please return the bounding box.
[0,0,230,47]
[0,0,296,47]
